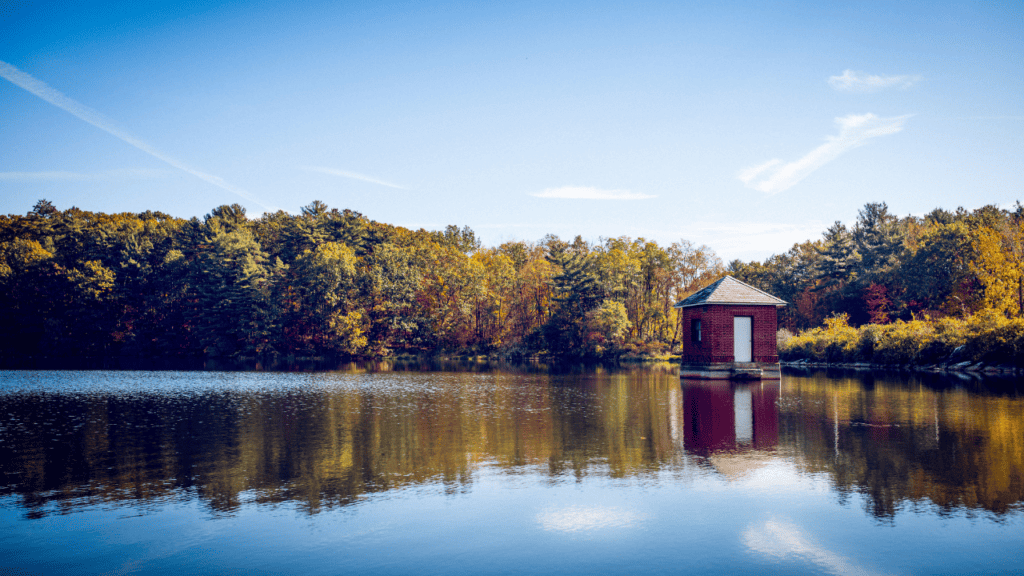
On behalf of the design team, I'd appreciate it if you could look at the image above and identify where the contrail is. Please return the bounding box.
[0,59,274,212]
[300,165,408,189]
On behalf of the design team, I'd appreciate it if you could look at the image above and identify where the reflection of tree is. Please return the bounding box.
[3,369,1021,521]
[0,367,687,517]
[779,374,1024,519]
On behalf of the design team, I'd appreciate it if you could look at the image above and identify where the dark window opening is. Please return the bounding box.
[691,319,702,343]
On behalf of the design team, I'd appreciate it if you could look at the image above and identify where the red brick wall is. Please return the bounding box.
[682,304,779,363]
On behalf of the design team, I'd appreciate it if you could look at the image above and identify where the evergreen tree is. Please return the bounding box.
[853,202,902,283]
[542,241,603,355]
[815,221,859,292]
[185,220,274,356]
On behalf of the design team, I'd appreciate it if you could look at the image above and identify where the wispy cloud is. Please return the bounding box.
[0,168,167,182]
[738,113,910,194]
[736,160,783,186]
[531,186,655,200]
[299,165,408,189]
[828,69,922,92]
[0,60,273,211]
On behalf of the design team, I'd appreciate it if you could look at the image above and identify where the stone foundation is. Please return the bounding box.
[679,362,781,380]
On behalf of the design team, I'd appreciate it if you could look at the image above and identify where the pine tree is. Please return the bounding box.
[542,241,603,355]
[853,202,902,283]
[186,219,273,357]
[815,221,859,292]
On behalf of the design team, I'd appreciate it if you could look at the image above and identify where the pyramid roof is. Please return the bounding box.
[673,276,787,308]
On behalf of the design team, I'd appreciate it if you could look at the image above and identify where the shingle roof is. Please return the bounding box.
[673,276,787,308]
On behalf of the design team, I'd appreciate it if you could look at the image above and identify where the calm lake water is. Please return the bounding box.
[1,364,1022,575]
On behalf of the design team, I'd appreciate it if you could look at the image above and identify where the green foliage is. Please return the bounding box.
[184,222,274,356]
[361,242,423,354]
[283,242,362,354]
[733,201,1024,330]
[588,299,631,344]
[6,197,1022,363]
[815,221,859,292]
[853,202,902,283]
[0,200,731,361]
[902,220,979,315]
[540,240,601,355]
[430,224,480,254]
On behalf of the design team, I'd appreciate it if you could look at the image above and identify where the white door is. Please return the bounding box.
[734,386,752,445]
[733,316,752,362]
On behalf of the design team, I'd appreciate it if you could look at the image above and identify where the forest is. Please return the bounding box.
[1,199,1022,363]
[729,201,1024,366]
[0,199,722,361]
[729,201,1024,329]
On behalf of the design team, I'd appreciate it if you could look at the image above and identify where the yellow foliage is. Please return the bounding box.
[1,238,52,274]
[331,310,368,354]
[588,299,632,343]
[780,310,1024,366]
[784,313,861,362]
[67,260,116,301]
[971,223,1024,316]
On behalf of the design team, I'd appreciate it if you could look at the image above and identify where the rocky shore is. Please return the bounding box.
[782,359,1022,376]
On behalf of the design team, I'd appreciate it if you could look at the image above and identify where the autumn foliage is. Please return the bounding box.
[779,311,1024,366]
[722,201,1024,366]
[0,200,724,360]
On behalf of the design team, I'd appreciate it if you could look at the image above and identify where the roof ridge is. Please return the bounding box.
[673,275,787,308]
[721,275,787,302]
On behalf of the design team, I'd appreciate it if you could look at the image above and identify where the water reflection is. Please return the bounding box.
[743,520,892,576]
[536,506,645,533]
[1,368,1022,523]
[779,373,1024,519]
[680,380,782,485]
[0,368,687,518]
[681,380,779,455]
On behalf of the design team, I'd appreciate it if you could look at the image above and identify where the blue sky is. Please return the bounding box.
[2,0,1021,261]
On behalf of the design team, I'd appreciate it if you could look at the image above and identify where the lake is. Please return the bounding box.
[1,364,1022,575]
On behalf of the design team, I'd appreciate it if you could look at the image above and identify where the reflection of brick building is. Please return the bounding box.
[682,380,779,456]
[674,276,786,379]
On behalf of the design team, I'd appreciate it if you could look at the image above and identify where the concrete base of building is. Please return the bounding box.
[679,362,781,380]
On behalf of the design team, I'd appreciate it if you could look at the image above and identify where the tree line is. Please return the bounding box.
[729,201,1024,330]
[0,200,723,360]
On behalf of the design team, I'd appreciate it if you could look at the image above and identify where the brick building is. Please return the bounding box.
[674,276,786,379]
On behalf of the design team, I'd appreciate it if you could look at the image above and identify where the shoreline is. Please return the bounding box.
[782,359,1022,376]
[0,351,685,371]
